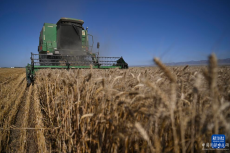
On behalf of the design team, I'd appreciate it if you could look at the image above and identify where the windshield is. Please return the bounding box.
[57,22,85,55]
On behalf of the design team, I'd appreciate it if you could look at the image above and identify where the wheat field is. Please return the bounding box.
[0,54,230,153]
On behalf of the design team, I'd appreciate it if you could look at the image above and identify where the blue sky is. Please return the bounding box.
[0,0,230,67]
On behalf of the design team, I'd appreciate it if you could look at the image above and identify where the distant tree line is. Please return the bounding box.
[0,67,24,68]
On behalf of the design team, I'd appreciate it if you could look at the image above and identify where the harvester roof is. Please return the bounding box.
[57,17,84,25]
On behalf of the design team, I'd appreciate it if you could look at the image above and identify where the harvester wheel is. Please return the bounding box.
[27,79,31,87]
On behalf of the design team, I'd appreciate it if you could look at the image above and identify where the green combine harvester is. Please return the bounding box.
[26,17,128,86]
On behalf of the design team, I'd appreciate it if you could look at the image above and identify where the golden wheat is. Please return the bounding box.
[0,55,230,152]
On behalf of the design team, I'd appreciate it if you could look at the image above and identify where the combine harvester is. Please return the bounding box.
[26,17,128,86]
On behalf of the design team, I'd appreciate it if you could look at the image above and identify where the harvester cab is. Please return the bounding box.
[26,17,128,86]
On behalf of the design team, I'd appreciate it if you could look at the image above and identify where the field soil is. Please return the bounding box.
[0,57,230,153]
[0,68,38,152]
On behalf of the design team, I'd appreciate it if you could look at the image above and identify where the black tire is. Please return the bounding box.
[27,79,31,87]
